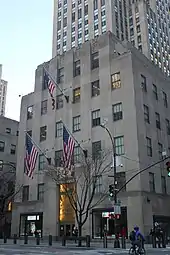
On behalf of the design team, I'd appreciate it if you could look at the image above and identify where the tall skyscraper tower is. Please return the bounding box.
[52,0,129,57]
[0,65,7,116]
[52,0,170,76]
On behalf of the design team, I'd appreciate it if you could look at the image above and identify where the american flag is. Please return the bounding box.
[25,133,38,179]
[44,69,56,109]
[63,125,75,169]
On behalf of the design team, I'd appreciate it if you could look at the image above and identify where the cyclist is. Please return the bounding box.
[134,226,145,252]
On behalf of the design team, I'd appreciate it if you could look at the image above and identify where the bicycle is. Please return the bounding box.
[129,244,146,255]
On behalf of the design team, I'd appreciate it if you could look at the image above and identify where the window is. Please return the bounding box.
[113,103,123,121]
[27,130,32,137]
[0,141,5,152]
[39,155,46,170]
[78,9,82,19]
[114,136,125,155]
[158,142,163,160]
[73,88,80,103]
[116,172,126,191]
[56,121,63,137]
[27,106,33,119]
[72,12,75,22]
[166,119,170,135]
[41,100,47,115]
[149,172,155,192]
[22,186,29,202]
[73,116,81,132]
[111,72,121,90]
[155,112,161,129]
[6,128,11,134]
[92,110,100,127]
[146,137,152,157]
[57,21,61,30]
[40,126,47,142]
[94,0,98,10]
[91,52,99,69]
[10,144,16,155]
[91,80,100,97]
[141,74,147,92]
[94,175,103,194]
[101,0,105,6]
[143,105,150,123]
[56,95,63,109]
[37,184,44,201]
[73,146,81,164]
[55,150,63,167]
[84,5,88,15]
[152,84,158,100]
[161,176,166,194]
[58,68,64,83]
[0,160,3,171]
[63,17,67,27]
[73,60,81,77]
[163,91,168,108]
[92,141,101,160]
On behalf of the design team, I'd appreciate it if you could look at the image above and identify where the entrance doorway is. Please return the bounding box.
[59,223,75,237]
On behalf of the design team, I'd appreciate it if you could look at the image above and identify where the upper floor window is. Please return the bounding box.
[73,60,81,77]
[91,80,100,97]
[112,103,123,121]
[73,88,80,103]
[152,84,158,100]
[55,150,63,167]
[91,52,99,69]
[10,144,16,155]
[92,141,101,160]
[143,105,150,123]
[161,176,166,194]
[6,128,11,134]
[56,121,63,137]
[41,100,47,115]
[162,91,168,108]
[92,110,100,127]
[114,136,125,155]
[58,68,64,84]
[141,74,147,92]
[56,95,63,109]
[94,175,103,194]
[155,112,161,129]
[37,183,44,201]
[27,130,32,137]
[40,126,47,142]
[39,155,46,171]
[73,116,81,132]
[84,5,88,15]
[146,137,152,157]
[0,141,5,152]
[149,172,155,192]
[94,0,98,10]
[22,185,29,202]
[111,72,121,90]
[166,119,170,135]
[27,106,33,120]
[101,0,105,6]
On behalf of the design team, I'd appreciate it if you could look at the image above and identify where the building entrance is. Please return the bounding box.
[59,223,75,236]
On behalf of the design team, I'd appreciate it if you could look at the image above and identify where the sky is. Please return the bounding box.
[0,0,53,121]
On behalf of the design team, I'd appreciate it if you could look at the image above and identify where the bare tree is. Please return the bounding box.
[46,149,112,245]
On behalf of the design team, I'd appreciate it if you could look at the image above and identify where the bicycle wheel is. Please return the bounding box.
[140,248,146,255]
[129,247,135,254]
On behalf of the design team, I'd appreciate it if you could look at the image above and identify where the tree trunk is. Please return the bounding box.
[78,224,82,247]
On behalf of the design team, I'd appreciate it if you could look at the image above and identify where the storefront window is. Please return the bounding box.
[19,213,43,237]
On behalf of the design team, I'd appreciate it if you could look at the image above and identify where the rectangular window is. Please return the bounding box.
[94,175,103,194]
[56,95,63,109]
[73,146,81,164]
[152,84,158,100]
[149,172,155,192]
[114,136,125,155]
[6,128,11,134]
[73,88,80,103]
[56,121,63,137]
[22,186,29,202]
[58,68,64,83]
[55,150,63,167]
[92,110,100,127]
[91,80,100,97]
[143,105,150,123]
[100,0,105,6]
[91,52,99,69]
[163,91,168,108]
[37,183,44,201]
[0,160,3,171]
[73,116,81,132]
[27,106,33,120]
[10,144,16,155]
[84,5,88,15]
[73,60,81,77]
[39,154,46,170]
[166,119,170,135]
[155,112,161,129]
[94,0,98,10]
[63,17,67,27]
[27,130,32,137]
[141,74,147,92]
[113,103,123,121]
[78,9,82,19]
[0,141,5,152]
[72,12,75,22]
[92,141,101,160]
[116,172,126,191]
[146,137,152,157]
[40,126,47,142]
[161,176,166,194]
[111,72,121,90]
[41,100,48,115]
[158,142,163,160]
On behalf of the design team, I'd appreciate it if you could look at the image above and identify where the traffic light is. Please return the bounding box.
[166,161,170,176]
[109,184,114,197]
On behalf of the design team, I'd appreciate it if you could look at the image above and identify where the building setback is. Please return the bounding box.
[0,65,8,116]
[12,32,170,239]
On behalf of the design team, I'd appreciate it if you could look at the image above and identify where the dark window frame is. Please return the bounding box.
[40,126,47,142]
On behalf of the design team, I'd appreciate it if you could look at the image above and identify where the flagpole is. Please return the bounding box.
[25,131,51,164]
[61,120,88,158]
[43,64,69,103]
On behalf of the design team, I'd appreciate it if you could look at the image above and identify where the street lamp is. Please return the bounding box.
[100,124,120,248]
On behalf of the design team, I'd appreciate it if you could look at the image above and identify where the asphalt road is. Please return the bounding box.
[0,246,170,254]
